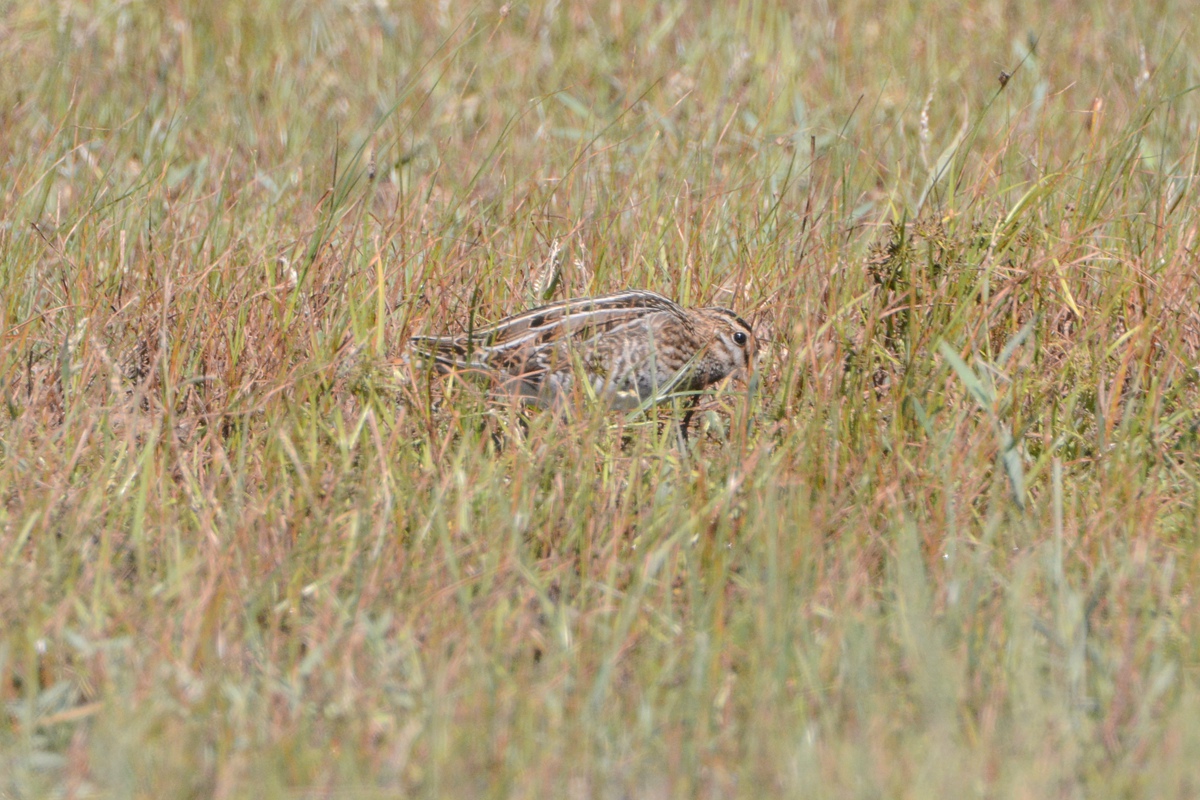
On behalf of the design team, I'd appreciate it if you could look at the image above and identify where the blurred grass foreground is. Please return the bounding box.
[3,1,1200,797]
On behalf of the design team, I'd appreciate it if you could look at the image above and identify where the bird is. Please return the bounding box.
[408,289,758,411]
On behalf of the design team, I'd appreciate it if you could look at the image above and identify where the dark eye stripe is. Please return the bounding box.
[707,306,753,333]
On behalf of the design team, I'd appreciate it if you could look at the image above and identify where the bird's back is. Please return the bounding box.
[408,290,741,407]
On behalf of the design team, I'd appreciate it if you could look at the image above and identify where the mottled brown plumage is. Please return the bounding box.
[409,290,757,409]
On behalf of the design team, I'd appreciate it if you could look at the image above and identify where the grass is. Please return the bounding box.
[3,0,1200,796]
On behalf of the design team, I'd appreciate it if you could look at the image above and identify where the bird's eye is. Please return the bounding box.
[733,331,748,347]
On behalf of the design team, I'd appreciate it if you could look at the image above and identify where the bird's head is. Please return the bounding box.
[696,307,759,384]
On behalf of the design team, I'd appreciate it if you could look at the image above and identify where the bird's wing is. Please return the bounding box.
[409,290,688,370]
[478,290,686,348]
